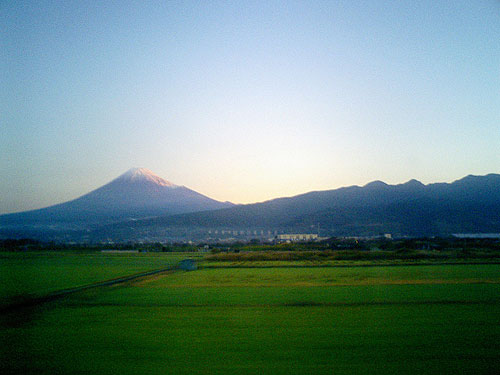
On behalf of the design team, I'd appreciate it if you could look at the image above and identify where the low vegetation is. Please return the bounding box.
[1,242,500,374]
[0,251,197,305]
[205,237,500,263]
[205,249,500,262]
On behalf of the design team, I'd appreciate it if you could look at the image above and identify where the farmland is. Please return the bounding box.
[0,251,195,304]
[1,251,500,374]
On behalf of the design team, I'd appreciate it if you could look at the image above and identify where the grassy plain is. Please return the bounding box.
[202,258,500,268]
[0,251,195,304]
[1,253,500,374]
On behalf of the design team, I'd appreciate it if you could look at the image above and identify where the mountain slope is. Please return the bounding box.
[0,168,233,228]
[101,173,500,240]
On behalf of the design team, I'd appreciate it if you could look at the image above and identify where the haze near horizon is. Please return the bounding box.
[2,0,499,214]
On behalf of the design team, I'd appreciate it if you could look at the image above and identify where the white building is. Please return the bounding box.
[276,233,318,242]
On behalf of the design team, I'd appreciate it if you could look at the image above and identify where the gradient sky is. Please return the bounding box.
[1,0,499,213]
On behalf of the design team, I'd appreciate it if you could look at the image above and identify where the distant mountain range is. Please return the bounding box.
[0,168,232,232]
[1,170,499,242]
[93,173,499,241]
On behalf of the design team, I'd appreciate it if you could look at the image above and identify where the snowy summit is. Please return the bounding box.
[116,167,178,188]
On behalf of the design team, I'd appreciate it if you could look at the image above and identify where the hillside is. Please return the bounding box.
[0,168,233,233]
[93,174,500,241]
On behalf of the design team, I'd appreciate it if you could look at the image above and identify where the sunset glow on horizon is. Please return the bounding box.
[2,0,499,213]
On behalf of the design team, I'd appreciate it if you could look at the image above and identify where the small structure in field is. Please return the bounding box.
[178,259,197,271]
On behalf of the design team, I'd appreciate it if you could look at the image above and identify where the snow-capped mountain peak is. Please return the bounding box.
[0,168,233,227]
[117,167,178,187]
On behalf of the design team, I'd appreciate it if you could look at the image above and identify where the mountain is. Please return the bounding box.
[2,172,499,242]
[92,173,500,241]
[0,168,233,233]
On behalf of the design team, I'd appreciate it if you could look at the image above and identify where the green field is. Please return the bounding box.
[0,252,194,304]
[1,253,500,374]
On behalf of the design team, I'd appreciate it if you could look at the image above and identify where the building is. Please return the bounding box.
[276,233,319,242]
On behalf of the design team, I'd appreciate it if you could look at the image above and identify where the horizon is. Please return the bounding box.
[1,167,498,215]
[2,1,499,213]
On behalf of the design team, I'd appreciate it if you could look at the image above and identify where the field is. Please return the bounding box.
[1,252,500,374]
[0,252,195,304]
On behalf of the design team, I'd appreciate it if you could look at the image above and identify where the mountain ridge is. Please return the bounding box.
[90,173,500,241]
[0,168,233,228]
[1,172,499,241]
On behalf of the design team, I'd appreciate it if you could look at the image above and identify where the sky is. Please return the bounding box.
[1,0,499,213]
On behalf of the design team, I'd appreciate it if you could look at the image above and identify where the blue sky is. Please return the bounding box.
[1,0,499,213]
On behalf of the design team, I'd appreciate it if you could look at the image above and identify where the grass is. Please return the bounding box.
[152,264,500,287]
[0,251,197,304]
[202,258,500,268]
[1,255,500,374]
[3,303,500,375]
[204,249,500,262]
